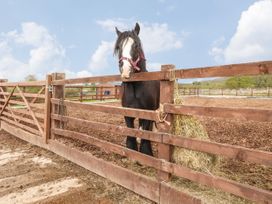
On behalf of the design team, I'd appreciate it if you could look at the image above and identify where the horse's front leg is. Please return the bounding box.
[139,119,153,156]
[124,116,137,151]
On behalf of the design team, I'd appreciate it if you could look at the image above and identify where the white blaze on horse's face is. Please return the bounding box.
[120,37,135,79]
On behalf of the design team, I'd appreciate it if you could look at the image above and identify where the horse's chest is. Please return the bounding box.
[122,84,151,108]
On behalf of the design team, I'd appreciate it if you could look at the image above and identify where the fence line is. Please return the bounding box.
[180,87,272,97]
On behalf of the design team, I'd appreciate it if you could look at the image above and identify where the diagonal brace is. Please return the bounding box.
[16,86,44,136]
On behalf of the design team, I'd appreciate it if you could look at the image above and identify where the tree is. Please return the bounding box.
[25,74,37,81]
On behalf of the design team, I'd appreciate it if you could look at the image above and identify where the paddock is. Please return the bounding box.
[0,61,272,204]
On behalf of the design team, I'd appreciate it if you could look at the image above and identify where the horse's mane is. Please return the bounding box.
[113,31,143,57]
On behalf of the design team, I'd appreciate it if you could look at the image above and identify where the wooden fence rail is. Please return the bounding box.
[0,60,272,204]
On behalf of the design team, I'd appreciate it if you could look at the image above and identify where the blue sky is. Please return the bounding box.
[0,0,271,81]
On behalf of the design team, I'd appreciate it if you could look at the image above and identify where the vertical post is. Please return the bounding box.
[51,73,65,139]
[0,79,8,105]
[80,87,83,102]
[100,87,103,100]
[114,85,118,99]
[0,79,8,129]
[157,64,175,182]
[44,75,52,143]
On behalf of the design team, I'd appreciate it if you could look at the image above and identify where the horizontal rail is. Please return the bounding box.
[52,128,161,169]
[175,61,272,79]
[1,106,45,120]
[164,104,272,122]
[51,98,158,121]
[0,99,45,109]
[51,114,162,142]
[52,114,272,166]
[51,126,272,203]
[163,134,272,166]
[1,116,41,135]
[2,111,44,128]
[51,61,272,85]
[65,85,120,88]
[0,81,45,87]
[161,161,272,203]
[52,71,167,85]
[0,92,45,99]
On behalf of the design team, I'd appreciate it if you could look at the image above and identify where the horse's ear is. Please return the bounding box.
[115,27,121,36]
[134,23,140,35]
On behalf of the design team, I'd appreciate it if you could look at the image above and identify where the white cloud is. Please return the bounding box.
[96,19,129,32]
[64,69,93,79]
[139,23,184,53]
[0,22,90,81]
[88,41,114,72]
[210,0,272,63]
[96,19,185,54]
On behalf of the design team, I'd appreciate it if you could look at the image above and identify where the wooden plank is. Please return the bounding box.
[2,106,45,120]
[164,104,272,122]
[161,161,272,204]
[16,86,44,136]
[1,92,45,98]
[0,99,45,109]
[1,116,40,135]
[157,65,175,182]
[175,61,272,79]
[163,134,272,166]
[160,182,201,204]
[51,114,162,143]
[52,71,166,85]
[0,81,45,87]
[52,128,161,169]
[51,98,158,122]
[51,114,272,166]
[2,111,44,128]
[0,87,16,115]
[44,75,52,143]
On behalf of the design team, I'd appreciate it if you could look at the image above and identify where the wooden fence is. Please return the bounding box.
[65,85,121,101]
[180,87,272,97]
[0,61,272,204]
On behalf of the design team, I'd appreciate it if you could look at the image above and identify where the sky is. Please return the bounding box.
[0,0,272,81]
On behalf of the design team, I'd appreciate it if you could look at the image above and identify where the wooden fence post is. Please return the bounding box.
[80,87,83,102]
[51,73,65,139]
[44,75,52,143]
[157,64,175,182]
[0,79,8,129]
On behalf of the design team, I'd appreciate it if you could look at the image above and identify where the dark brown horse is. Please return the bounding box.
[114,23,160,156]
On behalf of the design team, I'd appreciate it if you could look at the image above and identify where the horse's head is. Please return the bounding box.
[114,23,146,79]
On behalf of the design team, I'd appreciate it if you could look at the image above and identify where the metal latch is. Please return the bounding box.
[48,85,53,92]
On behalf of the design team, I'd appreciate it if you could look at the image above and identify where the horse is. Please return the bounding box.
[114,23,160,156]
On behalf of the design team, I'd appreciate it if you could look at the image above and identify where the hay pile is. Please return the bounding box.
[171,83,219,173]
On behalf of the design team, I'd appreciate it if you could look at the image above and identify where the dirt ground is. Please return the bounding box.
[1,96,271,204]
[0,130,152,204]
